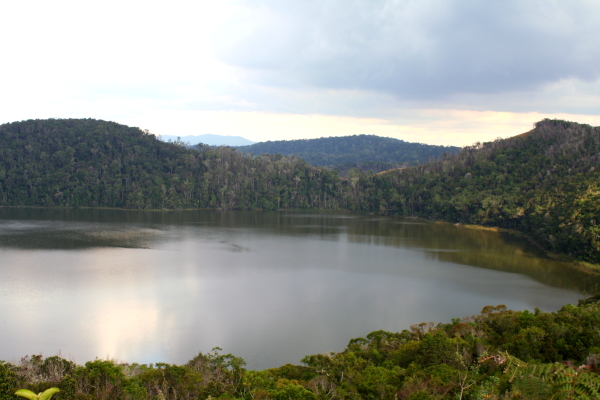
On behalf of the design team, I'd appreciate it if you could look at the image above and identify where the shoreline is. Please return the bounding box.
[453,222,600,275]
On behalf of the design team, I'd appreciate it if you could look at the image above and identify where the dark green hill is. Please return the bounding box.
[236,135,460,174]
[351,119,600,263]
[0,118,345,210]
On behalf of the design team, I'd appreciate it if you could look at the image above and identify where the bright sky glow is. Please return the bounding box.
[1,0,599,145]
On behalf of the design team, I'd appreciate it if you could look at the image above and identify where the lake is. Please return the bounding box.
[0,208,596,370]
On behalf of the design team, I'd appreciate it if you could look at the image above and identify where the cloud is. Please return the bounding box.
[1,0,598,144]
[216,0,600,103]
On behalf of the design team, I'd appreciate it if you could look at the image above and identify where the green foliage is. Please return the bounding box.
[268,364,317,382]
[56,375,75,400]
[135,363,201,399]
[271,379,317,400]
[393,331,460,368]
[185,347,246,397]
[14,388,59,400]
[512,363,600,399]
[73,359,126,399]
[0,362,18,400]
[578,292,600,306]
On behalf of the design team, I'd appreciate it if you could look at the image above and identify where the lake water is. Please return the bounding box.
[0,208,596,370]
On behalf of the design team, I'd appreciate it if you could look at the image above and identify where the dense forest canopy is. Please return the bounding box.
[0,118,345,210]
[1,118,600,264]
[235,135,460,174]
[1,298,599,399]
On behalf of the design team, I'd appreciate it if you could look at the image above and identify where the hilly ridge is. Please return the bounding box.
[236,135,460,175]
[0,118,344,210]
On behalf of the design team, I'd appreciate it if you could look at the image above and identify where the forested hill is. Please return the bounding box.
[236,135,460,174]
[0,118,347,210]
[349,119,600,263]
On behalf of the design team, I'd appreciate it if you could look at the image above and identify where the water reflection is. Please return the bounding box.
[1,209,587,293]
[0,208,596,369]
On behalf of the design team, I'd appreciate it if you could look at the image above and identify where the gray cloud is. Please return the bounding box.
[216,0,600,101]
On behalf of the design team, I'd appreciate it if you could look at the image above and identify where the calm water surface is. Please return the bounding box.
[0,208,596,369]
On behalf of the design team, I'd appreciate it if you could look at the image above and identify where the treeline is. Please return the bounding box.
[236,135,460,174]
[1,299,599,399]
[1,118,600,264]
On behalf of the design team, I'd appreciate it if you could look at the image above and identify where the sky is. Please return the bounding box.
[1,0,600,146]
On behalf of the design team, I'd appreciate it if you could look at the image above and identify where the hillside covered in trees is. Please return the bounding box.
[1,298,599,399]
[0,119,344,210]
[236,135,460,175]
[1,118,600,264]
[348,119,600,264]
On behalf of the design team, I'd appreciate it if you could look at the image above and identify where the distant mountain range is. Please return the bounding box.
[158,133,460,175]
[159,134,256,146]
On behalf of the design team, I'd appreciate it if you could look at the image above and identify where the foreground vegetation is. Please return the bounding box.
[1,118,599,264]
[2,298,599,399]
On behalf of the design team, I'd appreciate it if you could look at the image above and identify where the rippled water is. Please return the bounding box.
[0,208,595,369]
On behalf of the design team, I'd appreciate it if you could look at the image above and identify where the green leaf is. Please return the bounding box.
[39,388,60,400]
[14,389,39,400]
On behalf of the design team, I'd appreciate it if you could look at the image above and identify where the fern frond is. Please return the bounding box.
[512,376,551,399]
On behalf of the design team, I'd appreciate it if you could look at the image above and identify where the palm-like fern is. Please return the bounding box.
[480,352,600,399]
[514,363,600,399]
[14,388,60,400]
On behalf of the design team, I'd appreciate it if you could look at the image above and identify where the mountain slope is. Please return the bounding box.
[351,119,600,263]
[236,135,460,173]
[0,119,343,210]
